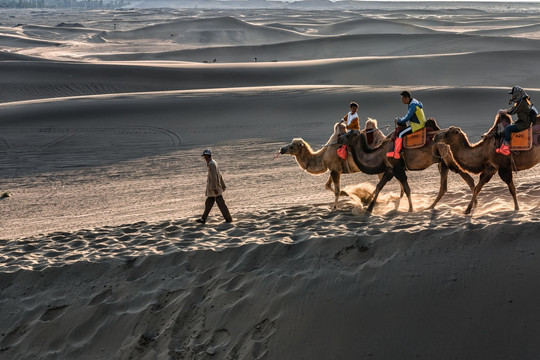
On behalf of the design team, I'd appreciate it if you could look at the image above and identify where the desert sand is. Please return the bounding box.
[2,3,540,359]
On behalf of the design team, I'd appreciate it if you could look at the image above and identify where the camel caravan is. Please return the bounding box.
[280,87,540,213]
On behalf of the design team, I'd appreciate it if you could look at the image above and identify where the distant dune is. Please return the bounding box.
[104,16,309,46]
[2,49,540,104]
[316,17,439,35]
[88,32,540,62]
[0,33,61,48]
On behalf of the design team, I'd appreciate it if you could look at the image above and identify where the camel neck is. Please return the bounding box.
[450,133,488,173]
[296,146,327,174]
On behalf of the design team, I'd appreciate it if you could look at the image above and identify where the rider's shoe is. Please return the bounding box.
[496,143,510,156]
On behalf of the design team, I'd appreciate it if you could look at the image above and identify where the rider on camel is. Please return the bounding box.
[496,86,537,156]
[387,91,426,159]
[362,118,386,148]
[340,101,360,132]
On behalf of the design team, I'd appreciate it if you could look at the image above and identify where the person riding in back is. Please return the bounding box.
[362,118,385,148]
[496,86,538,156]
[386,91,426,159]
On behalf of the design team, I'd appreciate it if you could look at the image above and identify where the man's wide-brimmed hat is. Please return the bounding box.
[202,149,212,156]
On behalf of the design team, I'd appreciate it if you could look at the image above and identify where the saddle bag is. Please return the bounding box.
[337,145,348,159]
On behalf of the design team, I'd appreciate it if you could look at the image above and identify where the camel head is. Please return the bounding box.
[337,130,361,146]
[495,110,512,126]
[280,138,311,155]
[484,111,512,137]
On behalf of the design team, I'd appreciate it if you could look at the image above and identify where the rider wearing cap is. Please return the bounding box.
[196,149,233,224]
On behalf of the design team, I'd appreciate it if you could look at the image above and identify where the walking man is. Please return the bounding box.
[196,149,233,224]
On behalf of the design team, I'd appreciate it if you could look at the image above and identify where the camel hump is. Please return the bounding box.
[425,117,440,131]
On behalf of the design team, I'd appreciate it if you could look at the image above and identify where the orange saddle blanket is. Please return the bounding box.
[403,128,427,149]
[510,127,532,151]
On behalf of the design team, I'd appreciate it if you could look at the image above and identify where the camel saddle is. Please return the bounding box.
[509,126,533,151]
[496,125,540,151]
[403,127,437,149]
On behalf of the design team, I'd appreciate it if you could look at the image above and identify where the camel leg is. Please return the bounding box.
[458,172,476,192]
[465,167,497,214]
[498,167,519,211]
[444,152,477,198]
[376,172,404,200]
[444,152,477,208]
[330,171,341,209]
[393,166,413,212]
[327,173,348,197]
[324,175,334,192]
[429,162,448,209]
[458,171,477,208]
[366,170,394,212]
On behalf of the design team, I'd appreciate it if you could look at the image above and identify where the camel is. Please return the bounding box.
[279,122,361,208]
[338,118,476,212]
[434,111,540,214]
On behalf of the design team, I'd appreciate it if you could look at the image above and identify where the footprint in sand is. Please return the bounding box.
[89,288,113,306]
[0,324,27,348]
[40,304,69,322]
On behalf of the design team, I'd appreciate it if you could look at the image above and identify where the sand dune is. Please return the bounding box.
[0,50,41,61]
[19,24,103,40]
[0,33,61,48]
[88,32,540,62]
[2,49,540,104]
[317,17,439,35]
[2,205,540,358]
[3,4,540,360]
[466,23,540,37]
[104,16,309,45]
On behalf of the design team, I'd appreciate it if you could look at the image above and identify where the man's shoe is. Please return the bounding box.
[196,218,205,224]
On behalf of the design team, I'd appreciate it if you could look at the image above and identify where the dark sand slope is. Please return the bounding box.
[2,219,540,359]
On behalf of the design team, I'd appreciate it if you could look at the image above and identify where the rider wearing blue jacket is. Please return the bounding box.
[387,91,426,159]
